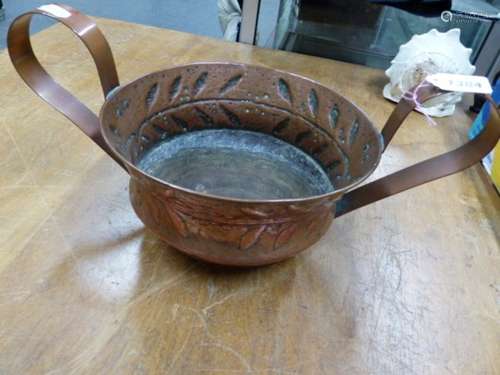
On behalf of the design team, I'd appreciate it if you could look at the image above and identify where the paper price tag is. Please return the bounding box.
[426,73,492,94]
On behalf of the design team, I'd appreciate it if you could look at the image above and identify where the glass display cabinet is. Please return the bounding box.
[240,0,499,79]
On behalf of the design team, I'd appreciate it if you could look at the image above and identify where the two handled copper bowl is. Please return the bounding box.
[8,4,500,266]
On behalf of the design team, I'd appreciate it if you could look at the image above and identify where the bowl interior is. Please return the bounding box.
[100,63,382,198]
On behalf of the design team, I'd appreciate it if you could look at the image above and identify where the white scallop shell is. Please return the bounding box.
[383,28,475,117]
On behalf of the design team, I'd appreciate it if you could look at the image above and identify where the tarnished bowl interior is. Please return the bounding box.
[101,63,382,200]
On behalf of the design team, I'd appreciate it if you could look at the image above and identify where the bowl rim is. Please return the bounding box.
[99,61,384,205]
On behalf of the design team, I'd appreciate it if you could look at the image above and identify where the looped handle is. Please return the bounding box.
[336,82,500,217]
[7,4,125,168]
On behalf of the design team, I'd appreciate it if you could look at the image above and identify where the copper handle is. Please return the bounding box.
[7,4,125,169]
[336,83,500,217]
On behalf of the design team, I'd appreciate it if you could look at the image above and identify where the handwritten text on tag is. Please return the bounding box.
[426,73,492,94]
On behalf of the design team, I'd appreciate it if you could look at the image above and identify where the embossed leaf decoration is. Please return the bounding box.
[115,99,129,117]
[220,105,242,127]
[240,225,267,250]
[349,119,360,146]
[165,203,188,237]
[272,117,290,135]
[288,204,311,214]
[295,130,312,145]
[277,79,292,104]
[171,115,189,131]
[192,72,208,97]
[308,89,318,117]
[338,128,346,144]
[152,123,168,139]
[273,223,298,250]
[312,143,328,158]
[306,209,329,233]
[362,143,371,162]
[163,189,175,198]
[195,107,214,127]
[306,218,316,233]
[140,134,151,144]
[220,74,243,95]
[329,105,339,129]
[146,83,159,109]
[150,193,167,223]
[326,159,341,173]
[240,207,271,218]
[169,76,182,101]
[109,124,119,136]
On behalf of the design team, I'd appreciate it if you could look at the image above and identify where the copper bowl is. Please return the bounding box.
[8,4,500,266]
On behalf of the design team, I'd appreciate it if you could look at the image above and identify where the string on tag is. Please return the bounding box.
[402,80,437,126]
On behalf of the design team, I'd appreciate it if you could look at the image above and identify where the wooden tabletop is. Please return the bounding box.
[0,17,499,375]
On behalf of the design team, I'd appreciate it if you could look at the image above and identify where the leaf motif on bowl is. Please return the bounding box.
[220,74,243,95]
[308,89,318,117]
[169,76,182,101]
[195,107,214,127]
[329,105,340,129]
[192,72,208,97]
[115,99,129,117]
[273,223,298,250]
[240,207,271,218]
[240,225,267,250]
[145,83,159,109]
[277,79,292,104]
[165,203,188,237]
[287,204,311,214]
[349,119,360,146]
[272,117,290,135]
[220,105,242,128]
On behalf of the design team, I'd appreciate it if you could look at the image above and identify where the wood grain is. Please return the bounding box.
[0,17,499,374]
